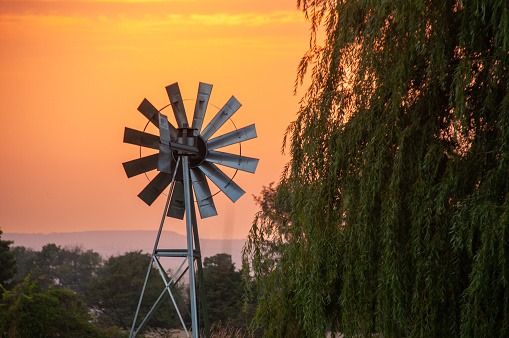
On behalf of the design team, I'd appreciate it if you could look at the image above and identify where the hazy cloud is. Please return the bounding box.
[189,12,304,26]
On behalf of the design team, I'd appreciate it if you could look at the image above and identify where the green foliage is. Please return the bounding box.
[7,241,251,335]
[201,254,245,328]
[12,244,102,295]
[10,246,37,284]
[0,275,107,337]
[244,0,509,336]
[57,246,103,295]
[85,251,185,331]
[0,230,17,289]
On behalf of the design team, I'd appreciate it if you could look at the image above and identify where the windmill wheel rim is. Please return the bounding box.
[137,100,242,201]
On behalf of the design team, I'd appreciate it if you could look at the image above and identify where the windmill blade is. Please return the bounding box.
[207,124,257,150]
[166,82,188,128]
[198,162,245,202]
[137,172,172,206]
[206,151,259,174]
[167,181,185,219]
[190,167,217,218]
[122,154,159,178]
[123,127,159,150]
[158,113,174,173]
[161,112,178,140]
[138,98,161,128]
[192,82,213,133]
[157,145,175,174]
[200,96,242,141]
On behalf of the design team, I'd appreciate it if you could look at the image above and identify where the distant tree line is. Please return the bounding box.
[0,229,255,337]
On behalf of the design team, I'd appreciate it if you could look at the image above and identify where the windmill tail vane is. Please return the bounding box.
[122,82,259,219]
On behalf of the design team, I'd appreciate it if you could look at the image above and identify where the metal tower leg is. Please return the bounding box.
[182,156,199,338]
[129,155,208,338]
[129,176,174,338]
[129,254,155,338]
[129,159,188,338]
[189,191,210,338]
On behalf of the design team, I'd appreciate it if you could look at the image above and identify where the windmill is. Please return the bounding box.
[122,82,258,338]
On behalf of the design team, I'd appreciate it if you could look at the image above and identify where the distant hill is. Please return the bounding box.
[4,231,246,269]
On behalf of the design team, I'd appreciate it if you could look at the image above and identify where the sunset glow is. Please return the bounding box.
[0,0,309,239]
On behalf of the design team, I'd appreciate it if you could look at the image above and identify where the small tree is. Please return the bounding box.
[85,251,184,331]
[12,244,102,296]
[0,275,107,337]
[0,230,17,289]
[201,254,244,327]
[56,245,102,295]
[10,246,37,284]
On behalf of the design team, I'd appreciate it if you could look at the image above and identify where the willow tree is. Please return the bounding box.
[244,0,509,336]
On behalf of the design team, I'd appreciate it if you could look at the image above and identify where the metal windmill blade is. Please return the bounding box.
[122,82,258,219]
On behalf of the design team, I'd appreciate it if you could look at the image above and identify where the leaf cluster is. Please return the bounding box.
[0,230,17,289]
[5,242,254,336]
[11,243,102,295]
[84,251,186,331]
[0,275,109,337]
[200,253,249,329]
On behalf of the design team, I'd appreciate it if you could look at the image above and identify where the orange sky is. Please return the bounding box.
[0,0,309,239]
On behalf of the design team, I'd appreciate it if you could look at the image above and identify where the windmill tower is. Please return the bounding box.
[122,82,258,337]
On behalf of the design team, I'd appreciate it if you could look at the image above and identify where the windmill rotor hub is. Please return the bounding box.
[173,127,207,168]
